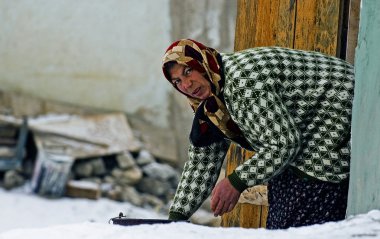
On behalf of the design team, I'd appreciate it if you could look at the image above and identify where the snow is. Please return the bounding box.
[66,180,99,190]
[0,186,164,232]
[1,187,380,239]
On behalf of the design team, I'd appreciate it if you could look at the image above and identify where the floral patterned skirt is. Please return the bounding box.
[266,168,349,229]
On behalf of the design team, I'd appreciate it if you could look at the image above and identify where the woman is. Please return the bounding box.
[162,39,354,229]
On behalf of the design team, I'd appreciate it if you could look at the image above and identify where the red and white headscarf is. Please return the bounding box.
[162,39,243,139]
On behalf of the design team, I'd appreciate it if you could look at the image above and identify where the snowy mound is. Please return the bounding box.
[1,211,380,239]
[1,188,380,239]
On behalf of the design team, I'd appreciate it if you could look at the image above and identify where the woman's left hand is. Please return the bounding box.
[211,178,241,217]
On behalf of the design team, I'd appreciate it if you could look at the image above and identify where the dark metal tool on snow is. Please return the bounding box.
[109,212,188,226]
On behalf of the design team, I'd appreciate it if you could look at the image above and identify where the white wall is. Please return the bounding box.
[0,0,172,127]
[0,0,236,163]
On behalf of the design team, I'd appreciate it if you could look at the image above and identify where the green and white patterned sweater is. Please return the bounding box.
[169,47,354,220]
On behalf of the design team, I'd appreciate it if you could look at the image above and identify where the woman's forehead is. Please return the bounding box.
[169,64,186,77]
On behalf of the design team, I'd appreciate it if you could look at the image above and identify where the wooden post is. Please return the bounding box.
[233,0,296,50]
[222,0,350,228]
[345,0,361,64]
[294,0,343,56]
[221,144,268,228]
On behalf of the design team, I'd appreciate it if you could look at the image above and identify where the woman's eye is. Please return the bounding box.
[184,67,192,76]
[172,79,181,85]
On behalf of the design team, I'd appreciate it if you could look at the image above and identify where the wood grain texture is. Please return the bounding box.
[226,0,346,229]
[225,143,254,176]
[346,0,360,64]
[221,143,269,228]
[295,0,341,55]
[221,202,267,228]
[234,0,296,51]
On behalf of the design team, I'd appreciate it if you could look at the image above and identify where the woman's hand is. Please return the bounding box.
[211,178,241,217]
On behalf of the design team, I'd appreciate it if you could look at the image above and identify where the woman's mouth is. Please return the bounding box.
[192,87,201,96]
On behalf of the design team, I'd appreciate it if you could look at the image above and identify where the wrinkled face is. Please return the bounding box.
[169,63,212,100]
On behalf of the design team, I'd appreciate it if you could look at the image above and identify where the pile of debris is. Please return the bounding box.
[0,90,267,227]
[0,113,180,216]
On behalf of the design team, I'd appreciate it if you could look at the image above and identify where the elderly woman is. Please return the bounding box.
[162,39,354,229]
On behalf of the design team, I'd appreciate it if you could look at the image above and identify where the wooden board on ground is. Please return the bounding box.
[65,180,101,200]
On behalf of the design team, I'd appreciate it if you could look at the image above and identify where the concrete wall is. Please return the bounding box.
[168,0,237,165]
[347,0,380,216]
[0,0,172,127]
[0,0,236,165]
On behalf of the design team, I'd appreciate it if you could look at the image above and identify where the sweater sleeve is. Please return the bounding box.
[227,89,301,190]
[168,140,230,220]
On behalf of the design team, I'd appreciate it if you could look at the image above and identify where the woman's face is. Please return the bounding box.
[169,63,211,100]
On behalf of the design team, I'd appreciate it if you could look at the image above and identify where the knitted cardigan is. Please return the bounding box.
[169,47,354,220]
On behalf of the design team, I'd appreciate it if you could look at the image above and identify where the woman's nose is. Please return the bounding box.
[181,78,192,90]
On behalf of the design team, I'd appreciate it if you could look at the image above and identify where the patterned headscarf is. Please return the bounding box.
[162,39,243,139]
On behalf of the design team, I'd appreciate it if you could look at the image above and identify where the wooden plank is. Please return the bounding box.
[260,204,269,227]
[295,0,342,55]
[0,113,142,154]
[0,138,17,146]
[234,0,296,51]
[0,147,14,157]
[229,0,297,228]
[65,180,101,200]
[345,0,361,64]
[222,203,265,228]
[229,0,346,229]
[0,128,17,138]
[221,143,269,228]
[225,143,254,175]
[31,148,74,197]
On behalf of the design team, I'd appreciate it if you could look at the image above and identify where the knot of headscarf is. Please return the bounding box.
[162,39,244,140]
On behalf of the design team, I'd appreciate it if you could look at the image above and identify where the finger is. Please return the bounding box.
[210,195,219,212]
[217,201,233,217]
[214,200,225,217]
[220,201,232,216]
[227,202,235,213]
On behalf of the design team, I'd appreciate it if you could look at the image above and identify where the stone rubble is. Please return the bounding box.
[70,149,179,213]
[0,90,227,226]
[0,139,219,226]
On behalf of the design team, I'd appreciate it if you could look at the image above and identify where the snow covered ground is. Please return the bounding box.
[1,187,380,239]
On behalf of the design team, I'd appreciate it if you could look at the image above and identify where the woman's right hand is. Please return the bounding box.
[210,178,240,217]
